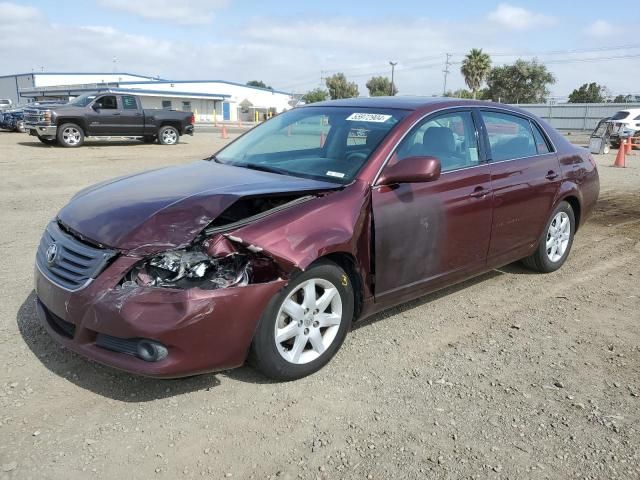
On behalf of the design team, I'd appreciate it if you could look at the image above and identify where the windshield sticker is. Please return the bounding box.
[326,171,345,178]
[346,113,392,123]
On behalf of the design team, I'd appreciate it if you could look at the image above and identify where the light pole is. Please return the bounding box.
[389,61,397,96]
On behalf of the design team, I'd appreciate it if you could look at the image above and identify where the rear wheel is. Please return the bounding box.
[251,260,354,380]
[57,123,84,147]
[158,126,179,145]
[522,201,575,273]
[15,120,26,133]
[37,136,57,146]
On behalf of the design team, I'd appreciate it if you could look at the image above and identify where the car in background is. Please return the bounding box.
[24,92,195,147]
[34,97,599,380]
[607,108,640,148]
[0,108,26,133]
[0,98,12,110]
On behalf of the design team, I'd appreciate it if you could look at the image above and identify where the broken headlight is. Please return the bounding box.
[125,248,252,290]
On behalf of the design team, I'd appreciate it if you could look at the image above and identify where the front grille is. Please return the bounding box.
[36,221,117,291]
[96,334,139,356]
[23,108,47,124]
[46,308,76,339]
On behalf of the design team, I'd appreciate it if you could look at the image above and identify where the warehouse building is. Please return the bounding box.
[0,72,295,122]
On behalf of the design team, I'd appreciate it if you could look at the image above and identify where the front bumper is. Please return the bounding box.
[34,256,286,378]
[26,123,57,137]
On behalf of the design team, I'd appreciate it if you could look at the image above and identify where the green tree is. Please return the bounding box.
[325,73,359,100]
[246,80,272,90]
[568,83,606,103]
[613,94,632,103]
[302,88,328,104]
[366,76,397,96]
[486,59,555,103]
[460,48,492,99]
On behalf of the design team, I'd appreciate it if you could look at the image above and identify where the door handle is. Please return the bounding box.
[470,186,489,199]
[545,170,559,180]
[112,112,121,116]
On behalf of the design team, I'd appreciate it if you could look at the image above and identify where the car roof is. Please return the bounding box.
[305,96,504,111]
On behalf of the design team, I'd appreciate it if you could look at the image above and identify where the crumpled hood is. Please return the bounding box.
[58,160,338,254]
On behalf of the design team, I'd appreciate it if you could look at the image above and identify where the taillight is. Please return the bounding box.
[190,114,195,125]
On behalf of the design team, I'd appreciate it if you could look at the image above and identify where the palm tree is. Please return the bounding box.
[460,49,491,99]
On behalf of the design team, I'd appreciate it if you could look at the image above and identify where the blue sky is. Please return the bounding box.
[2,1,639,97]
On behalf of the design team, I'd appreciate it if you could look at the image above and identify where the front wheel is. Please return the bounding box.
[522,201,575,273]
[251,260,354,380]
[15,120,26,133]
[57,123,84,147]
[158,126,179,145]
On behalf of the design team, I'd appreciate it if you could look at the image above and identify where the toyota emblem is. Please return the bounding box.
[46,243,58,265]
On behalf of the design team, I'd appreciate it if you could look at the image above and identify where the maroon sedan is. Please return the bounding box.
[34,98,599,380]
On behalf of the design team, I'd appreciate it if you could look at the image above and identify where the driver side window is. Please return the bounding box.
[395,111,479,172]
[94,95,118,110]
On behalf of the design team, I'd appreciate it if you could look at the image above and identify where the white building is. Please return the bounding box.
[0,72,295,122]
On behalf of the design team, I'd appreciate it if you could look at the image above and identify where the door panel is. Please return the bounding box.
[372,165,493,303]
[479,110,561,266]
[86,95,121,136]
[115,95,144,135]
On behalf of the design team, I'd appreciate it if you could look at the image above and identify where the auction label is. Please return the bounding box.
[346,113,392,122]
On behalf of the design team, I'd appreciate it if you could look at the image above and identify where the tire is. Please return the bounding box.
[57,123,84,147]
[158,126,179,145]
[15,120,26,133]
[37,136,57,146]
[250,260,354,381]
[522,201,575,273]
[602,143,610,155]
[143,135,156,144]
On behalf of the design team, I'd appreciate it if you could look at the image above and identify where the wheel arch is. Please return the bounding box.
[159,121,182,135]
[56,117,87,133]
[312,252,364,321]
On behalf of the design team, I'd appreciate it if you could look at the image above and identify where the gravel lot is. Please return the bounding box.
[1,130,639,480]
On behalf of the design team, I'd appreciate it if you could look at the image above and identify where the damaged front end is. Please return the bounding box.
[122,234,285,290]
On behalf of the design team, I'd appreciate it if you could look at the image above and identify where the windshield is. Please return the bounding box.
[215,106,409,184]
[610,111,630,121]
[70,93,98,107]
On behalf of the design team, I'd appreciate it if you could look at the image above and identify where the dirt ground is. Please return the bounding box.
[1,130,638,480]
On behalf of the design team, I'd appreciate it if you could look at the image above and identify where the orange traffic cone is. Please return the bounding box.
[221,125,229,139]
[320,131,325,147]
[624,137,632,155]
[613,142,626,168]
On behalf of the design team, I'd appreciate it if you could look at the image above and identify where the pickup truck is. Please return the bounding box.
[23,92,195,147]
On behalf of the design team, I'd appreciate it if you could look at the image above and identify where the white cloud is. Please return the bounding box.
[97,0,228,26]
[1,2,638,99]
[488,3,556,31]
[584,20,615,37]
[0,1,41,21]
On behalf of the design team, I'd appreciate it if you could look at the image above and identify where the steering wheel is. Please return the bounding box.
[345,151,368,163]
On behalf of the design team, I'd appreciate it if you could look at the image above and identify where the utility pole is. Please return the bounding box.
[320,70,327,87]
[442,53,452,96]
[389,61,397,96]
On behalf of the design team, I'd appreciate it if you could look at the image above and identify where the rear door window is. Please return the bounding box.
[122,96,138,110]
[481,111,537,161]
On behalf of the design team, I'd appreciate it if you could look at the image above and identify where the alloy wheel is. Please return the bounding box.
[546,211,570,262]
[62,127,81,145]
[162,128,177,144]
[274,278,343,364]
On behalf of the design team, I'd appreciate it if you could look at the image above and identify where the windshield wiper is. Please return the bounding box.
[239,163,290,176]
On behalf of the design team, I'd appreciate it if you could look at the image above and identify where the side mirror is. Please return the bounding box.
[378,156,441,185]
